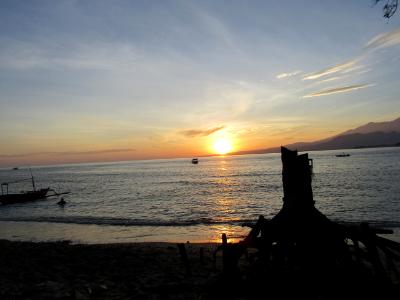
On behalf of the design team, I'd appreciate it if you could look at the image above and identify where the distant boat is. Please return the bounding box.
[335,153,350,157]
[12,167,19,170]
[191,158,199,164]
[0,170,69,205]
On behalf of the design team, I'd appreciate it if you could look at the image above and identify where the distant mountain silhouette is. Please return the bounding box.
[231,117,400,155]
[289,131,400,151]
[339,117,400,135]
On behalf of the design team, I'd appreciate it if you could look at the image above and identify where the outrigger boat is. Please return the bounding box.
[0,170,69,205]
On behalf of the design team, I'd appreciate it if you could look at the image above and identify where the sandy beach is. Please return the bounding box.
[2,238,400,300]
[0,240,221,300]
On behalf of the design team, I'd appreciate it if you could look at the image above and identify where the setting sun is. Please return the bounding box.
[213,138,233,155]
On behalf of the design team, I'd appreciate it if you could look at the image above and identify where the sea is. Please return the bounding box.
[0,147,399,244]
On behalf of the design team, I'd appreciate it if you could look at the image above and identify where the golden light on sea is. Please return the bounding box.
[213,138,233,155]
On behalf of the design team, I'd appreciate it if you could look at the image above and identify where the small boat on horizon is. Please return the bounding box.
[191,158,199,164]
[335,153,350,157]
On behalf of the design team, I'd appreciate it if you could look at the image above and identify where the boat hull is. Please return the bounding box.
[0,188,50,205]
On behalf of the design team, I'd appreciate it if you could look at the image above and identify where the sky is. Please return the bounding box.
[1,0,400,166]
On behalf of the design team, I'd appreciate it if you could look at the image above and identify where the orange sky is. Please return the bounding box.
[0,121,362,167]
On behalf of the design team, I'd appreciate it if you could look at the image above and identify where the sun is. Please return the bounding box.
[213,138,232,155]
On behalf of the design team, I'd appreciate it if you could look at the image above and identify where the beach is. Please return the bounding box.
[0,240,222,300]
[2,238,400,300]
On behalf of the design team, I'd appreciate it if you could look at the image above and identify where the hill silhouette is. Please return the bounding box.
[232,117,400,155]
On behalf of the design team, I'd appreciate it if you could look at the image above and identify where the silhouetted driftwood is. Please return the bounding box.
[213,146,400,299]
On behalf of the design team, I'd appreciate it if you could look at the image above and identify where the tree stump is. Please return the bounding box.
[214,146,400,299]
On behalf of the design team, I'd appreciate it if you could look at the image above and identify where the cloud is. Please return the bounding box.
[303,60,359,80]
[276,70,302,79]
[318,76,342,83]
[302,28,400,83]
[0,149,136,158]
[180,125,225,137]
[303,84,374,98]
[0,38,138,71]
[365,27,400,51]
[356,68,372,75]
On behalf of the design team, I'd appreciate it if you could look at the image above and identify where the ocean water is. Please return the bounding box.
[0,147,399,243]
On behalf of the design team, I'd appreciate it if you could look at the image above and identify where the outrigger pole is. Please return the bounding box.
[29,168,36,191]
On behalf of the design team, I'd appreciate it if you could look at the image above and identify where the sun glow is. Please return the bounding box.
[213,138,233,155]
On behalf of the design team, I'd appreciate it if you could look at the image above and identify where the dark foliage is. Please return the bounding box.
[375,0,398,19]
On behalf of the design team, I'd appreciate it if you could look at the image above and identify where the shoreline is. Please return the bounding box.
[1,219,400,245]
[0,220,249,244]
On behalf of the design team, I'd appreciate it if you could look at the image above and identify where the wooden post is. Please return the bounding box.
[222,233,227,246]
[281,146,314,208]
[221,233,229,274]
[360,223,387,281]
[200,247,204,265]
[177,243,191,276]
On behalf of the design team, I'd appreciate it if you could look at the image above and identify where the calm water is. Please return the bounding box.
[0,147,399,243]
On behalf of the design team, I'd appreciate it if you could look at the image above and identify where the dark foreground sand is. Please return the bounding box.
[0,240,220,300]
[1,239,399,300]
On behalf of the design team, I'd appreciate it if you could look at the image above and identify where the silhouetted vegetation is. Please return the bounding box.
[375,0,398,19]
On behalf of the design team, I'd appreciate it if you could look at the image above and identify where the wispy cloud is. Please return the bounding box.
[318,76,342,83]
[0,149,136,158]
[365,27,400,51]
[303,28,400,83]
[340,64,365,74]
[303,60,359,80]
[276,70,302,79]
[0,39,138,71]
[180,125,225,137]
[356,68,372,75]
[303,84,374,98]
